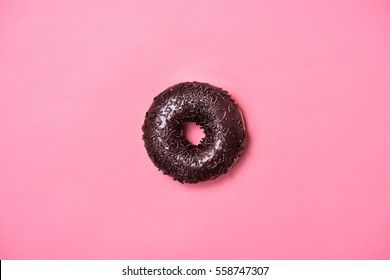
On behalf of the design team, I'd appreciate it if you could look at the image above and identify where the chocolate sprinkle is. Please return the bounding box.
[142,81,246,184]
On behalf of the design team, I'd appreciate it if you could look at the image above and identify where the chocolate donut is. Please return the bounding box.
[142,81,246,183]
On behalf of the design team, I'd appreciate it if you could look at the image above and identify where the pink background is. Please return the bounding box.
[1,0,390,259]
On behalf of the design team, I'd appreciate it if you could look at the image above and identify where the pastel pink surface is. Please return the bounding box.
[1,0,390,259]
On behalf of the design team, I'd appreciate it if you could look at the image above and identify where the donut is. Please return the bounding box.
[142,81,246,183]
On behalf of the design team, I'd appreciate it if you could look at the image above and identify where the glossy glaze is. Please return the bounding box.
[142,81,246,183]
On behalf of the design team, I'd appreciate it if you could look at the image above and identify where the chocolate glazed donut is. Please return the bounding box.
[142,81,246,183]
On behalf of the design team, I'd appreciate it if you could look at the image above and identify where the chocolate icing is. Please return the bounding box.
[142,81,246,183]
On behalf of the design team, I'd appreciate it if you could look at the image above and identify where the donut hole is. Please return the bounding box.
[182,122,205,145]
